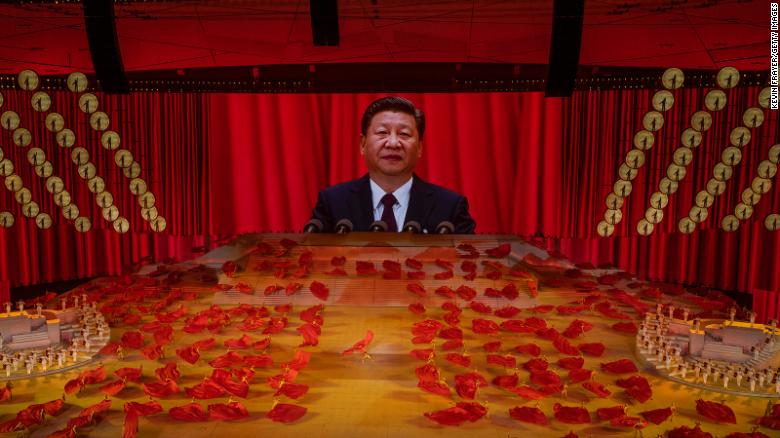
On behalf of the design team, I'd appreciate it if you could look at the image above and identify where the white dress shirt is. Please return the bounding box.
[370,176,413,232]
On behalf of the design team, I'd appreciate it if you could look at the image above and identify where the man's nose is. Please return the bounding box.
[385,133,401,148]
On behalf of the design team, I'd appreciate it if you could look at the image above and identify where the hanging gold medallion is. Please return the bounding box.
[13,128,31,147]
[637,219,654,236]
[716,66,740,89]
[77,163,97,180]
[721,147,742,166]
[0,212,14,228]
[44,113,65,133]
[56,129,76,148]
[659,177,679,195]
[123,161,141,178]
[729,127,750,148]
[113,217,129,234]
[618,163,638,181]
[695,190,714,208]
[67,72,88,93]
[96,191,114,208]
[71,147,89,165]
[606,193,624,210]
[74,216,91,233]
[89,111,110,131]
[752,177,772,194]
[596,220,615,237]
[1,111,20,131]
[0,159,13,176]
[114,149,133,168]
[46,176,64,194]
[4,174,22,192]
[625,149,645,169]
[34,161,53,178]
[765,214,780,231]
[706,178,726,196]
[645,207,663,224]
[101,131,120,150]
[661,68,684,90]
[633,130,654,150]
[758,160,777,179]
[690,111,712,132]
[129,178,148,196]
[605,209,622,225]
[759,87,772,108]
[642,111,664,132]
[53,190,71,207]
[650,192,669,210]
[31,92,51,112]
[14,188,31,204]
[88,176,106,194]
[138,192,156,209]
[769,145,780,165]
[141,206,158,221]
[78,93,98,114]
[667,163,686,181]
[35,212,52,230]
[704,90,727,111]
[743,107,764,128]
[652,90,674,112]
[102,205,119,222]
[741,188,761,206]
[689,206,709,223]
[721,215,739,232]
[150,216,166,233]
[27,147,45,166]
[735,203,753,220]
[613,180,632,198]
[672,147,693,166]
[22,201,39,218]
[18,70,40,91]
[62,204,79,220]
[713,162,733,181]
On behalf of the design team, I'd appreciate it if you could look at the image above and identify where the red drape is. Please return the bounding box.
[1,89,777,302]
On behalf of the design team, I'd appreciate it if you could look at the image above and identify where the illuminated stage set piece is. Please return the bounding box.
[0,233,776,437]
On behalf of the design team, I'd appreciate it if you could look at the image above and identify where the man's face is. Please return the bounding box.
[360,110,422,179]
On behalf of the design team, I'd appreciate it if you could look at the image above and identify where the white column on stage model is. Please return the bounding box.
[16,300,24,313]
[36,303,42,317]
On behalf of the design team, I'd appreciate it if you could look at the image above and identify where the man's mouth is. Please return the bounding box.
[381,155,403,161]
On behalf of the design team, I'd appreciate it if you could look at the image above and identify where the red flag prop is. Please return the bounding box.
[553,403,591,424]
[342,330,374,355]
[596,405,626,421]
[695,399,737,424]
[208,401,249,421]
[640,407,673,425]
[601,359,638,374]
[509,406,548,425]
[424,402,487,426]
[169,403,209,422]
[266,403,307,423]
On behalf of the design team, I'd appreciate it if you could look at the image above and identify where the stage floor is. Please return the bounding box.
[0,233,773,437]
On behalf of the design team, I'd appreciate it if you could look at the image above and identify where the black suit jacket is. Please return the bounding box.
[309,174,476,234]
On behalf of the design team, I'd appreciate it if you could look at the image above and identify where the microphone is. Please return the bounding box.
[436,221,454,234]
[402,221,421,233]
[369,220,388,232]
[335,219,353,234]
[303,219,323,233]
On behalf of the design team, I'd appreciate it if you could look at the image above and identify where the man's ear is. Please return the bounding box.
[418,141,423,158]
[360,135,366,155]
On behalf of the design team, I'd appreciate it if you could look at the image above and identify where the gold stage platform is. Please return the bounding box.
[0,233,773,437]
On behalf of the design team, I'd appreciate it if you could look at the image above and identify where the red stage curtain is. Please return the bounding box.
[1,89,777,302]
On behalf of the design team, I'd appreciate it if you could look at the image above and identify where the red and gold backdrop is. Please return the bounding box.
[0,89,778,300]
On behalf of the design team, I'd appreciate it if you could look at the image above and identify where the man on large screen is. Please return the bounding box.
[308,96,476,234]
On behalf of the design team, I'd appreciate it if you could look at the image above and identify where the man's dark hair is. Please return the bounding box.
[360,96,426,140]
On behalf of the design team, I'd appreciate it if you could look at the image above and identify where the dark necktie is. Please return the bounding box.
[380,193,398,232]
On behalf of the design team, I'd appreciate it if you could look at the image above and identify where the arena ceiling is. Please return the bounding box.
[0,0,770,77]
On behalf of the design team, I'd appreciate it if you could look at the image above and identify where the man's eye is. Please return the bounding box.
[400,132,411,138]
